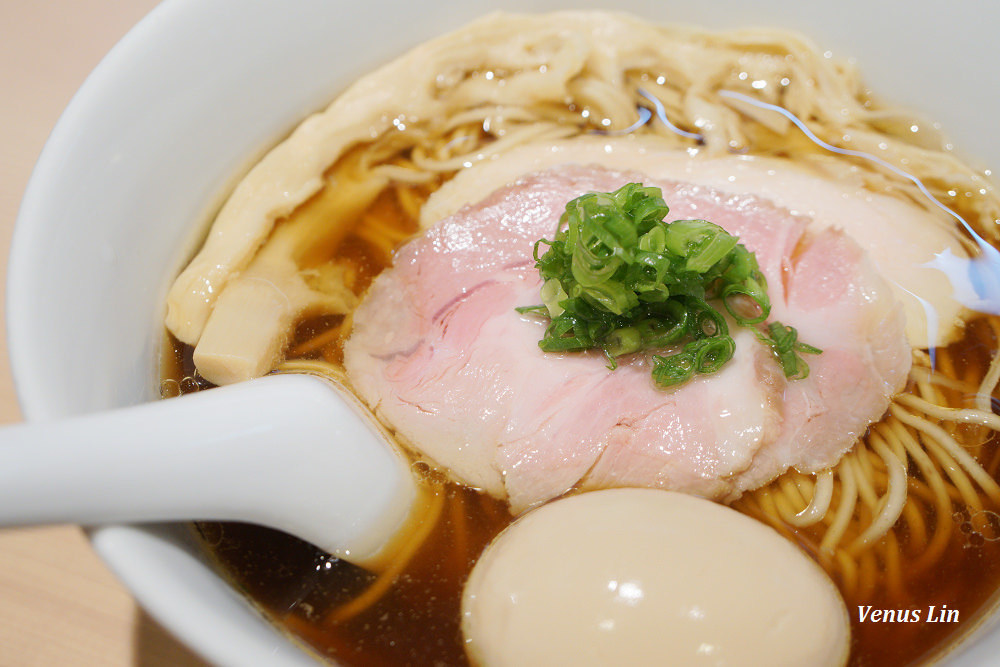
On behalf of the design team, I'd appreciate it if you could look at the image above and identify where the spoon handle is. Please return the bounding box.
[0,374,419,567]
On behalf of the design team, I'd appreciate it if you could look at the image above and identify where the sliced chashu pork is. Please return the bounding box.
[344,165,910,512]
[422,137,968,350]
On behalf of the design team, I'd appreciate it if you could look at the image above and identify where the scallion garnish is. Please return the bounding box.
[517,182,821,388]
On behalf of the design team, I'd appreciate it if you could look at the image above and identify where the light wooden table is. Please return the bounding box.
[0,2,212,665]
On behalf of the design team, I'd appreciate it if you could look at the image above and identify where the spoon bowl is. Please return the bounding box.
[0,373,421,569]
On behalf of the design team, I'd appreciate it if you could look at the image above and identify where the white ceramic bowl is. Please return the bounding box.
[8,0,1000,665]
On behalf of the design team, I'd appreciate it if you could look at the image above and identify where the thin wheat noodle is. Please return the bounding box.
[777,474,807,511]
[448,493,470,574]
[834,549,859,601]
[754,487,796,542]
[848,450,879,517]
[894,419,956,571]
[788,471,833,527]
[891,403,1000,505]
[848,433,907,553]
[289,324,346,357]
[901,498,929,553]
[922,436,984,513]
[328,483,446,623]
[978,348,1000,413]
[856,546,880,605]
[897,393,1000,430]
[909,366,980,396]
[370,163,437,184]
[820,463,858,554]
[408,123,575,172]
[772,486,808,526]
[882,530,907,602]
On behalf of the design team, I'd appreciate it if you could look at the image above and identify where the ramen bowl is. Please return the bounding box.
[8,0,1000,665]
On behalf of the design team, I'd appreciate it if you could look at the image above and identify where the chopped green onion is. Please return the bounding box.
[756,321,822,380]
[517,182,821,388]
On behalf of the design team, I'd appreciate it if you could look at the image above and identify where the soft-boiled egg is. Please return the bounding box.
[461,488,850,667]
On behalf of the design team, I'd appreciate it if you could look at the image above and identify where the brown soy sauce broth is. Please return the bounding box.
[843,506,1000,667]
[195,485,511,667]
[849,321,1000,666]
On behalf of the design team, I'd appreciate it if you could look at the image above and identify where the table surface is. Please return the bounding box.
[0,2,212,665]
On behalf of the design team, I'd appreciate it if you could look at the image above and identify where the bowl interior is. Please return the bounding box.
[8,0,1000,665]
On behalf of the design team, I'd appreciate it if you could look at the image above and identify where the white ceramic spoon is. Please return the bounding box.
[0,373,421,570]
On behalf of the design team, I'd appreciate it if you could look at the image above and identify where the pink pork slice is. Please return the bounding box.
[343,165,911,513]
